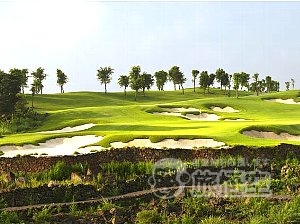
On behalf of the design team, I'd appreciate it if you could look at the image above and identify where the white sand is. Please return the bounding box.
[212,106,239,113]
[0,135,103,157]
[152,107,220,121]
[267,99,300,105]
[39,123,96,134]
[110,138,225,149]
[184,113,220,121]
[243,130,300,141]
[164,107,199,113]
[0,135,226,157]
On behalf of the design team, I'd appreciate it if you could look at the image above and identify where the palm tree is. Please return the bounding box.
[56,69,68,93]
[118,75,129,96]
[192,70,200,92]
[96,67,114,94]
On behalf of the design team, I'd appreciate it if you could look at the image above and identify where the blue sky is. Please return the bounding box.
[0,1,299,93]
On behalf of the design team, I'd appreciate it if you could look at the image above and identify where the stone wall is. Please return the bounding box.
[0,144,299,174]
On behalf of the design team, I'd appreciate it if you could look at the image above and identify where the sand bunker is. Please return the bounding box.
[163,107,199,113]
[212,106,239,113]
[243,130,300,141]
[266,99,300,105]
[153,107,220,121]
[0,135,103,157]
[110,138,225,149]
[40,123,96,134]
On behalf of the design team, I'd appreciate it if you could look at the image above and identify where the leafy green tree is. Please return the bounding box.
[265,76,272,93]
[9,68,28,94]
[240,72,250,90]
[259,79,266,93]
[31,67,47,94]
[154,70,168,91]
[96,66,114,94]
[118,75,129,96]
[56,69,68,93]
[141,72,154,96]
[222,73,230,92]
[270,80,280,92]
[291,78,295,90]
[215,68,226,90]
[285,81,290,91]
[129,66,143,101]
[208,73,216,93]
[252,73,260,96]
[233,72,241,98]
[168,66,186,94]
[199,71,209,94]
[0,70,22,118]
[227,74,232,97]
[192,69,200,92]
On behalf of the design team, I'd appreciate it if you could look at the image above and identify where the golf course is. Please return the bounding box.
[0,88,299,157]
[1,88,300,223]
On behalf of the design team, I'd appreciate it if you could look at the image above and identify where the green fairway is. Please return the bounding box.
[0,89,300,147]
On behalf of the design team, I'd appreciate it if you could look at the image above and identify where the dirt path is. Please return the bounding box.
[2,186,292,212]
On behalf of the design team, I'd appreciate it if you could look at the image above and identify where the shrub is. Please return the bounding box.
[136,209,163,224]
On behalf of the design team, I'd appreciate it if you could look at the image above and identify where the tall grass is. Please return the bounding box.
[98,161,153,181]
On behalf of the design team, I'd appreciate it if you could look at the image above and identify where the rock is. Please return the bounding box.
[48,180,59,188]
[86,168,93,176]
[3,171,15,183]
[71,172,82,182]
[16,176,27,184]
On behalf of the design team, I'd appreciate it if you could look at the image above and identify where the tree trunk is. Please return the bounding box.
[193,80,196,92]
[134,90,137,101]
[41,87,43,94]
[22,86,24,94]
[236,89,239,98]
[105,83,107,94]
[61,85,63,93]
[124,87,127,96]
[174,83,176,91]
[181,84,184,95]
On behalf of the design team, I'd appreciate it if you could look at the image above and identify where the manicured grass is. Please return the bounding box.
[0,89,299,147]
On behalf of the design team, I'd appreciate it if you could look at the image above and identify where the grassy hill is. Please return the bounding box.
[1,88,300,147]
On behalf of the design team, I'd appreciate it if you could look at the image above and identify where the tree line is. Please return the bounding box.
[0,65,296,117]
[98,66,288,100]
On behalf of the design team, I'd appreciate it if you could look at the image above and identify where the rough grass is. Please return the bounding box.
[0,88,299,147]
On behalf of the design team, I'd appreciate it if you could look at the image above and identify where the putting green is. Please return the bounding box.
[0,88,299,148]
